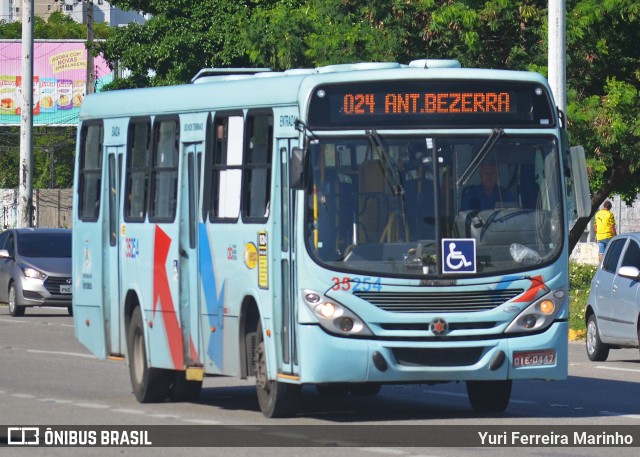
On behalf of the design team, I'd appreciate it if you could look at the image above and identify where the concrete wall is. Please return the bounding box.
[0,188,72,229]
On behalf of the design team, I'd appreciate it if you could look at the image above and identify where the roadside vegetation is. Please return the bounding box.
[569,261,597,335]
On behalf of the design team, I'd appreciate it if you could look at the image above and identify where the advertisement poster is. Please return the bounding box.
[0,40,113,126]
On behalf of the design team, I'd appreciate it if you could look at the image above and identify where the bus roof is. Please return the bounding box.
[79,61,552,121]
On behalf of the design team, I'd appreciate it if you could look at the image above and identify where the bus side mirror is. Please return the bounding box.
[569,146,591,218]
[290,147,307,189]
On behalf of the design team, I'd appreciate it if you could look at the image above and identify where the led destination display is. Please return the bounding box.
[308,80,555,129]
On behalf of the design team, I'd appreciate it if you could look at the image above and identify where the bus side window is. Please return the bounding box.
[243,112,273,221]
[205,114,243,221]
[149,118,179,222]
[124,118,151,221]
[78,122,104,222]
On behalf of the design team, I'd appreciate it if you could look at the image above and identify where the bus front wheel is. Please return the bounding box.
[127,307,172,403]
[466,380,512,412]
[254,324,300,418]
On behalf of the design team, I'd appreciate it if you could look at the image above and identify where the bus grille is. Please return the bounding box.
[353,289,524,313]
[393,347,485,367]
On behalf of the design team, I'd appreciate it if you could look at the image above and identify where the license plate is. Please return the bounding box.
[513,349,556,368]
[59,284,72,294]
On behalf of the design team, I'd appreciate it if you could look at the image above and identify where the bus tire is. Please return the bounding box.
[254,324,300,418]
[466,380,511,412]
[127,307,172,403]
[586,314,609,361]
[168,371,202,402]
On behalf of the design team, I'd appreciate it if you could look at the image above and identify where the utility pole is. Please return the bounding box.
[548,0,566,114]
[18,0,34,228]
[85,0,95,95]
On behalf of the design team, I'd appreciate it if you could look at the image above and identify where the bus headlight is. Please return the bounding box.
[504,289,565,334]
[303,289,372,336]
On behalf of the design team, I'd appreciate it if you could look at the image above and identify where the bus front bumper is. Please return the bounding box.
[295,321,568,384]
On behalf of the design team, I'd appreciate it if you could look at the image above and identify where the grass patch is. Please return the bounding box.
[569,261,596,332]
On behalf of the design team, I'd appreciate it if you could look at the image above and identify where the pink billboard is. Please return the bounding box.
[0,40,113,126]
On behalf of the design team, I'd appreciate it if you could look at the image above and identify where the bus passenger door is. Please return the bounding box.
[178,143,202,367]
[276,139,298,376]
[106,146,123,355]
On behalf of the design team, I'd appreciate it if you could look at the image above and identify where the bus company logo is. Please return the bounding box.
[7,427,40,445]
[125,237,140,259]
[430,318,448,336]
[244,242,258,269]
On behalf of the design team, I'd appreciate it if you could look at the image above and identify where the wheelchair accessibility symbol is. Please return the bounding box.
[442,238,476,273]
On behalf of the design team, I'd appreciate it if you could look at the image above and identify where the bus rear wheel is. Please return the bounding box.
[127,307,172,403]
[466,380,512,412]
[254,324,300,418]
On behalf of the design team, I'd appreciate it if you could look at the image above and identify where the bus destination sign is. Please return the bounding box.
[342,91,511,116]
[308,80,555,129]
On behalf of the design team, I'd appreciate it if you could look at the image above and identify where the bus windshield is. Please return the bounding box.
[306,134,562,277]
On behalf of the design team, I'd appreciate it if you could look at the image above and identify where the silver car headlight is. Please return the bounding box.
[19,263,46,280]
[504,288,566,333]
[303,289,372,336]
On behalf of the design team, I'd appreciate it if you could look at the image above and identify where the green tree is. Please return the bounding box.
[565,0,640,249]
[0,11,112,40]
[102,0,254,88]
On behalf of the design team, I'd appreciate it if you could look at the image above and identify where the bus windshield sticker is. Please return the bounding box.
[442,238,476,274]
[258,232,268,289]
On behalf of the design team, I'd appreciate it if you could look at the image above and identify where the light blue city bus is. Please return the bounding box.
[72,59,590,417]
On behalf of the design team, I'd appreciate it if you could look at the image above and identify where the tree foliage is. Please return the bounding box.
[0,11,112,40]
[102,0,254,87]
[1,1,639,251]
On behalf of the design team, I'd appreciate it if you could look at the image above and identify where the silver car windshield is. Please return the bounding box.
[306,135,562,277]
[18,233,72,258]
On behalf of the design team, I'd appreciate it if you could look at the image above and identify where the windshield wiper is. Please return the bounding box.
[456,128,504,187]
[366,130,404,196]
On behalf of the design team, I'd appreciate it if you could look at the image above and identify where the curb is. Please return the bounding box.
[569,329,586,341]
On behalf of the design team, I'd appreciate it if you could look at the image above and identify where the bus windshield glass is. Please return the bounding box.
[306,134,562,277]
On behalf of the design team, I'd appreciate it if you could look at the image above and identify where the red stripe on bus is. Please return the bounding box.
[153,226,184,369]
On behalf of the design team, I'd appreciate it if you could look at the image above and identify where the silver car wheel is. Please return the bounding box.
[586,319,597,355]
[8,284,24,317]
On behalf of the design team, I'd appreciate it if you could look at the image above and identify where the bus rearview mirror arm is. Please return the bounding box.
[290,147,308,189]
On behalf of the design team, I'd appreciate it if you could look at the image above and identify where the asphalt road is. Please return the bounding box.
[1,304,639,457]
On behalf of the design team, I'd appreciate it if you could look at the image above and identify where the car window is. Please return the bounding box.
[17,233,71,258]
[602,238,626,273]
[0,231,8,250]
[620,240,640,269]
[5,233,15,257]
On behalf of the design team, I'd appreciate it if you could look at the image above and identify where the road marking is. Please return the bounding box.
[596,365,640,374]
[11,393,36,399]
[111,408,147,415]
[358,448,405,455]
[600,411,640,420]
[27,349,96,359]
[181,418,221,425]
[76,402,110,409]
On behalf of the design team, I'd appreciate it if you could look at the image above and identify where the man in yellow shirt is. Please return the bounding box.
[594,200,617,263]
